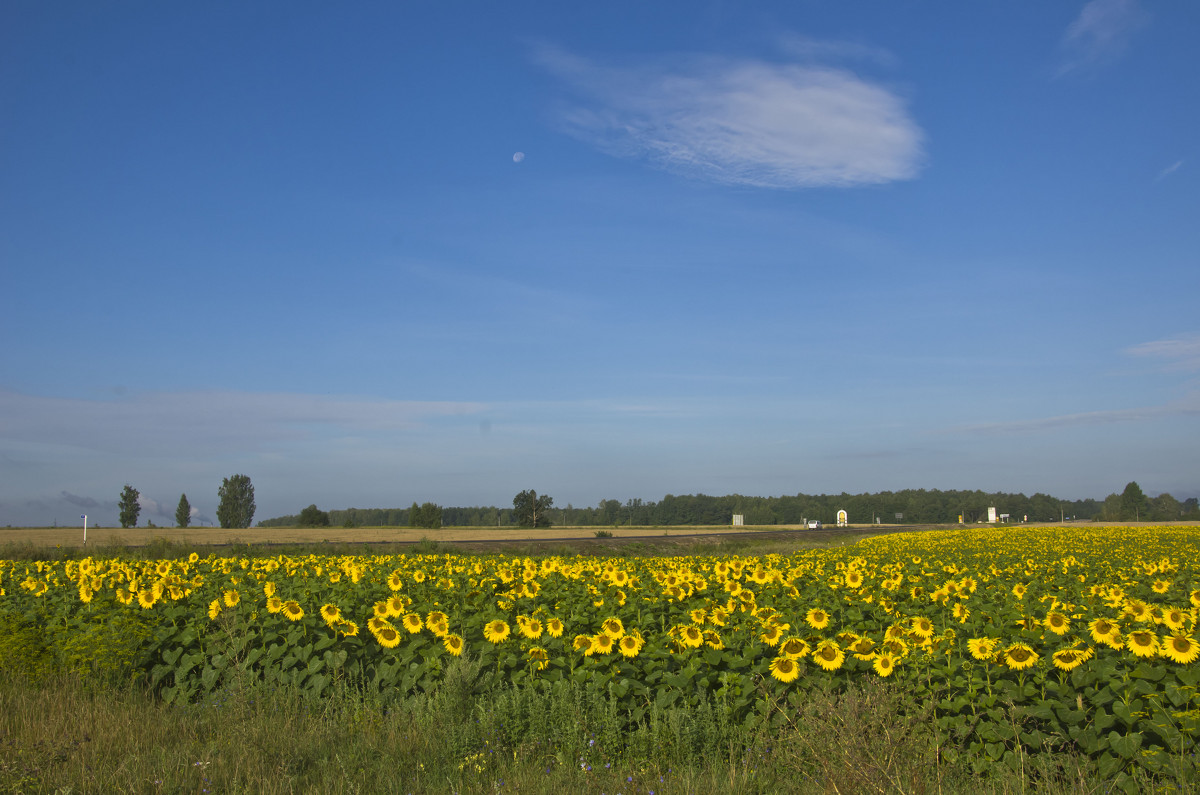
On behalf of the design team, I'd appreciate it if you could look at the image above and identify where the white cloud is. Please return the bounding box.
[1057,0,1148,77]
[1124,333,1200,372]
[538,47,924,189]
[1156,160,1184,181]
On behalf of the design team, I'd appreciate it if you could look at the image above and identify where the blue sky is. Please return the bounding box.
[2,1,1197,527]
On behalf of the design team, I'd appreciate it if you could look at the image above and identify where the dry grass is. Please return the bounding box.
[0,523,855,549]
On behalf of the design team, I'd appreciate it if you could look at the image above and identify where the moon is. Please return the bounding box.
[512,152,525,163]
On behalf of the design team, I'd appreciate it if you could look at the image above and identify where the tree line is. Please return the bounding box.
[256,483,1198,528]
[116,475,256,529]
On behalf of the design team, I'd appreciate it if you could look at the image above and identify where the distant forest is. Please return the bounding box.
[257,487,1199,528]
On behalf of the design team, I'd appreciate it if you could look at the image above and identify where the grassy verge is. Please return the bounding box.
[5,653,1183,795]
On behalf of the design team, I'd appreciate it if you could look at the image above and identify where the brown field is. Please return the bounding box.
[0,523,836,549]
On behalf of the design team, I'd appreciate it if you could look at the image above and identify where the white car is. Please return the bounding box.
[807,520,822,529]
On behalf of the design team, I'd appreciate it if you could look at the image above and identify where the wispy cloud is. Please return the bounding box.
[537,46,924,189]
[950,393,1200,436]
[1057,0,1148,77]
[1124,332,1200,372]
[0,389,487,457]
[1156,159,1184,181]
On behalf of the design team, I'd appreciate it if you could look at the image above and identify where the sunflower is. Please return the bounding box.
[1127,630,1159,658]
[589,633,615,656]
[873,653,897,677]
[1162,608,1189,632]
[849,637,877,660]
[1051,647,1091,671]
[443,633,465,656]
[813,640,845,672]
[759,625,783,646]
[679,624,705,648]
[769,656,801,683]
[337,620,359,637]
[402,613,424,634]
[953,603,971,623]
[320,604,341,626]
[386,596,407,617]
[703,630,724,650]
[374,625,402,649]
[805,608,830,630]
[483,619,510,644]
[967,637,999,661]
[208,599,222,620]
[266,596,283,614]
[1160,634,1200,664]
[137,589,156,609]
[387,572,404,591]
[263,581,276,598]
[1125,600,1151,622]
[881,637,909,657]
[618,635,642,658]
[282,600,304,621]
[1191,589,1200,608]
[573,634,593,652]
[1011,583,1027,600]
[427,617,449,638]
[546,617,565,638]
[779,636,811,660]
[1151,579,1171,595]
[1043,611,1070,636]
[845,569,864,589]
[1088,617,1121,645]
[527,647,550,671]
[708,608,728,627]
[689,608,707,624]
[601,617,625,638]
[909,616,934,640]
[1002,643,1039,671]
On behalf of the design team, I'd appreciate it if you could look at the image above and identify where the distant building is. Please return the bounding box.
[732,514,744,526]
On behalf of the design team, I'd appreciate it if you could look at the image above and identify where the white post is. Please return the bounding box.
[82,514,88,546]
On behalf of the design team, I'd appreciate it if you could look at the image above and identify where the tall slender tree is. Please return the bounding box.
[176,493,191,528]
[118,484,141,528]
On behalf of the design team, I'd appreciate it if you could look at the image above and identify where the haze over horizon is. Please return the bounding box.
[2,1,1197,528]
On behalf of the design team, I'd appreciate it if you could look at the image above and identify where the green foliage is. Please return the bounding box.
[1121,481,1149,520]
[409,501,443,529]
[217,473,255,529]
[175,493,191,528]
[513,489,554,528]
[594,530,614,538]
[0,609,57,681]
[296,504,330,528]
[55,609,158,685]
[118,484,140,528]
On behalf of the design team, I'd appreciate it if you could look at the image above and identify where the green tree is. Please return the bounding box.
[513,489,553,528]
[118,484,141,529]
[217,474,256,529]
[409,501,443,529]
[297,504,330,527]
[175,493,191,528]
[1120,481,1149,521]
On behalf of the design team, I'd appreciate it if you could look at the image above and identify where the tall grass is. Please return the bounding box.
[2,659,1170,795]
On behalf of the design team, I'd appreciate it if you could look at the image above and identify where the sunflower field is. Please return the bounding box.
[2,525,1198,789]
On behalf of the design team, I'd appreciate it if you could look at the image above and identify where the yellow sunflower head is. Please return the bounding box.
[812,641,845,672]
[873,653,896,677]
[805,608,830,630]
[769,656,800,683]
[402,613,424,634]
[1043,612,1070,636]
[1002,643,1038,671]
[443,633,464,656]
[1127,630,1159,658]
[546,617,565,638]
[483,619,510,644]
[1161,634,1200,665]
